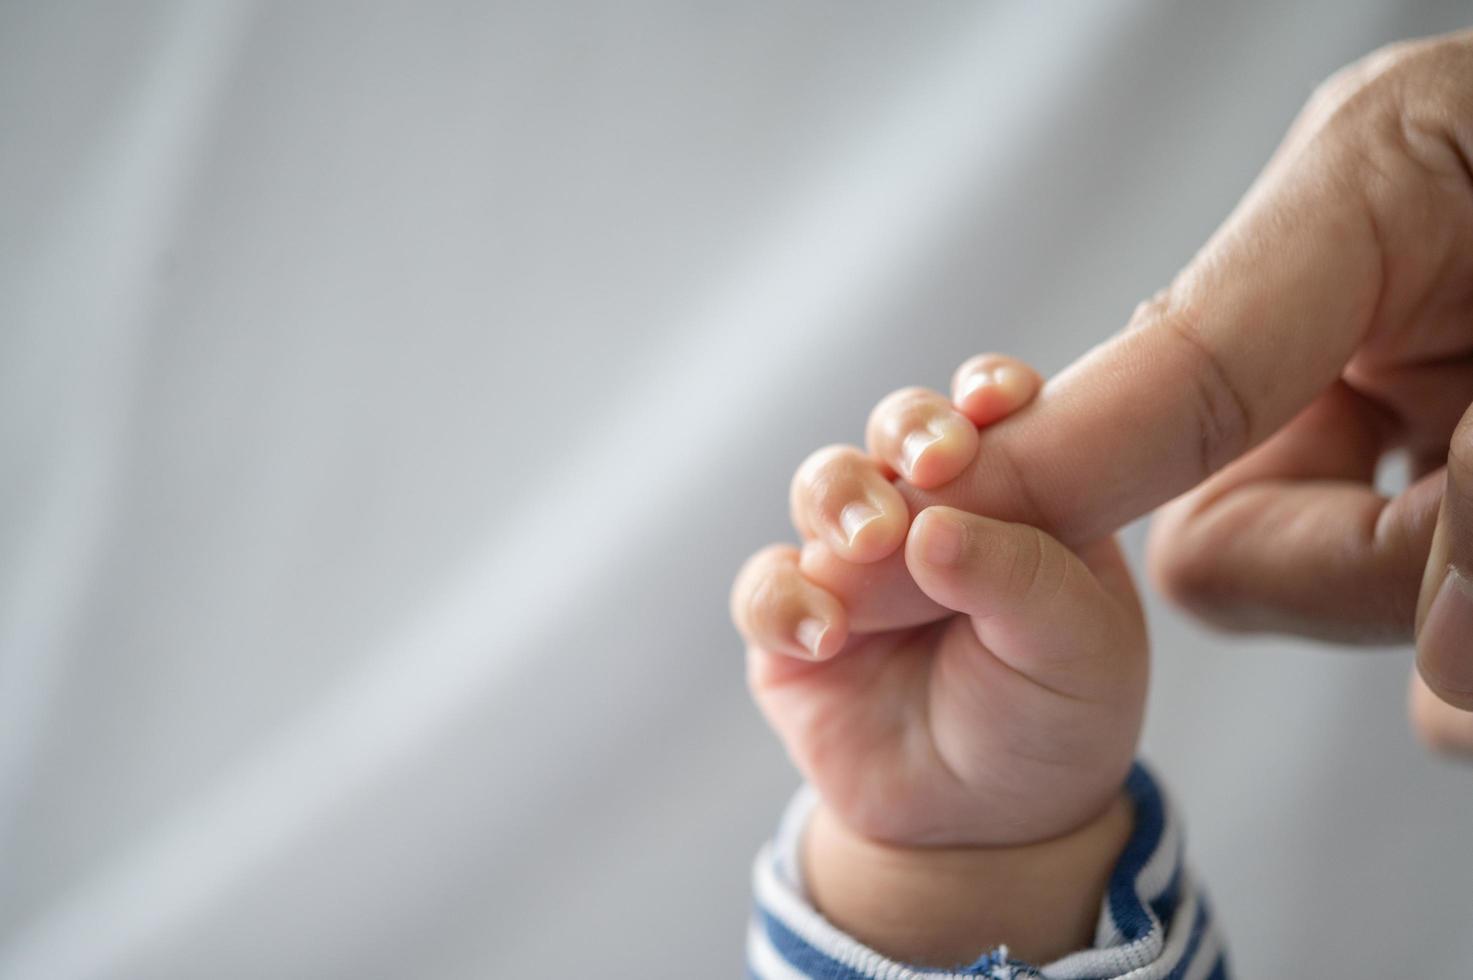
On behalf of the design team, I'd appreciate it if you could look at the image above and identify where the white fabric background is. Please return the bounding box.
[3,2,1472,977]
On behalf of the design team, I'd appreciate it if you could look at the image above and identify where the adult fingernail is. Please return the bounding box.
[1423,568,1473,679]
[916,509,966,567]
[839,501,881,548]
[796,617,828,658]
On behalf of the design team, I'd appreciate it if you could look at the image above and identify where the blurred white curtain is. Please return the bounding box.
[2,2,1471,977]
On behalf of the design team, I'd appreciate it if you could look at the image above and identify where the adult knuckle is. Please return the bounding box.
[1136,288,1253,479]
[1328,38,1424,103]
[1298,46,1410,152]
[1308,36,1469,147]
[1368,33,1468,82]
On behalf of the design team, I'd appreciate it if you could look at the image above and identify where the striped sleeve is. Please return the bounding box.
[748,762,1228,980]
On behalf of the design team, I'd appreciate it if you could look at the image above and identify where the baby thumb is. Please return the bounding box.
[904,506,1142,699]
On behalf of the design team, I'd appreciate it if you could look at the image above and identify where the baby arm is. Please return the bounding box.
[735,356,1223,977]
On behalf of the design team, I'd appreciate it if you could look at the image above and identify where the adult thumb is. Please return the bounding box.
[1417,402,1473,709]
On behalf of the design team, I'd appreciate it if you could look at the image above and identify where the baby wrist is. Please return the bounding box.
[801,791,1134,967]
[749,763,1218,979]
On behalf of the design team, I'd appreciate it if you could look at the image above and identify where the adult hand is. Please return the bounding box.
[1142,32,1473,747]
[787,30,1473,748]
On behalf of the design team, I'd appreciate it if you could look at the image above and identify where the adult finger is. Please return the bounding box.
[1417,402,1473,708]
[1148,382,1443,642]
[915,35,1473,550]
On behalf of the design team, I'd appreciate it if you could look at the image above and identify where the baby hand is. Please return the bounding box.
[732,355,1147,849]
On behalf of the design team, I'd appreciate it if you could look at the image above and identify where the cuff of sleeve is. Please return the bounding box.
[748,762,1228,980]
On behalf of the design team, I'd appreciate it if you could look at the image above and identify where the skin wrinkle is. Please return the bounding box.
[1443,122,1473,186]
[963,622,1095,708]
[1347,122,1401,360]
[1385,122,1473,356]
[1152,295,1255,483]
[967,416,1054,540]
[918,643,974,802]
[1376,52,1473,355]
[1341,354,1468,436]
[1400,35,1473,187]
[1002,523,1052,608]
[1358,106,1473,361]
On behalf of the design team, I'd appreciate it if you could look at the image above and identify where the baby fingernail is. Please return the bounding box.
[959,364,1028,402]
[958,371,994,401]
[917,510,965,566]
[796,617,828,658]
[990,364,1030,395]
[901,428,944,477]
[839,501,881,548]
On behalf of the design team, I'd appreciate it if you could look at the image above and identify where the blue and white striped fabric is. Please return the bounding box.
[748,763,1227,980]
